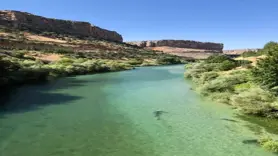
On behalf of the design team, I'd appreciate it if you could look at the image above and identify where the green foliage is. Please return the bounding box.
[251,49,278,94]
[184,62,220,79]
[199,72,248,96]
[234,82,252,92]
[57,58,75,65]
[53,48,74,54]
[205,54,232,63]
[236,59,252,66]
[241,51,260,57]
[126,59,143,66]
[10,51,25,58]
[258,137,278,153]
[231,87,277,116]
[262,41,278,56]
[156,56,182,65]
[198,72,219,85]
[209,92,233,104]
[218,60,237,71]
[0,52,135,87]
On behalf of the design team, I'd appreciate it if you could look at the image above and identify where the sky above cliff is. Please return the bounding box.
[1,0,277,49]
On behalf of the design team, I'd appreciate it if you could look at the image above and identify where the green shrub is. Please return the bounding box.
[259,137,278,153]
[156,56,182,65]
[127,59,143,65]
[230,87,277,116]
[209,92,233,104]
[241,51,260,57]
[20,60,37,67]
[252,52,278,94]
[262,41,278,56]
[234,82,252,92]
[236,60,252,66]
[206,54,232,63]
[184,62,220,79]
[218,60,237,71]
[198,72,219,84]
[199,72,248,96]
[53,48,74,54]
[11,51,25,58]
[57,58,75,65]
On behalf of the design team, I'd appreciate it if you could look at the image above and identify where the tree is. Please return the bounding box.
[262,41,278,56]
[252,43,278,94]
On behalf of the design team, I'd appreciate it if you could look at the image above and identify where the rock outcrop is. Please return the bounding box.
[127,40,223,59]
[0,10,123,42]
[127,40,223,51]
[223,49,260,55]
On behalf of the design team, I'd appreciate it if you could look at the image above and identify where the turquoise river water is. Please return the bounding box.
[0,65,276,156]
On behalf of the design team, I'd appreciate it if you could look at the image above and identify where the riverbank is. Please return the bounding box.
[0,27,186,88]
[184,45,278,153]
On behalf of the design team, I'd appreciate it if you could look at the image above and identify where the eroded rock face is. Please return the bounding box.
[127,40,223,51]
[223,49,260,55]
[0,10,123,42]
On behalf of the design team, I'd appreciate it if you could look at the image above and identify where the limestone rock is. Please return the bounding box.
[0,10,123,42]
[127,40,223,51]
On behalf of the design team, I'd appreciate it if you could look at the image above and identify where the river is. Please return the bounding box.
[0,65,276,156]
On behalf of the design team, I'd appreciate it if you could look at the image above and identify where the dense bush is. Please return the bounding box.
[236,59,252,66]
[241,51,260,57]
[231,87,277,117]
[262,41,278,56]
[0,54,134,87]
[197,72,219,85]
[218,60,237,71]
[156,56,182,65]
[205,54,232,63]
[252,43,278,94]
[259,137,278,153]
[126,59,143,66]
[199,71,248,96]
[209,92,233,104]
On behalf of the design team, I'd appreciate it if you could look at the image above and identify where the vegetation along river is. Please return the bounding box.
[0,65,276,156]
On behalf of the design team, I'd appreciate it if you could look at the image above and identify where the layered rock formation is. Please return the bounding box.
[0,10,123,42]
[223,49,260,55]
[127,40,224,59]
[127,40,223,51]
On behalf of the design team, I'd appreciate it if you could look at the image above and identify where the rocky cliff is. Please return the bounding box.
[127,40,224,51]
[0,10,123,42]
[223,49,260,55]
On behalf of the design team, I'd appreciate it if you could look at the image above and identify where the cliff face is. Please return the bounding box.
[0,10,123,42]
[223,49,260,55]
[127,40,224,51]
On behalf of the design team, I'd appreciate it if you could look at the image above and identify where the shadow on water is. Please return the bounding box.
[221,118,239,123]
[242,139,259,145]
[236,114,278,136]
[0,77,90,118]
[0,73,160,156]
[0,66,183,118]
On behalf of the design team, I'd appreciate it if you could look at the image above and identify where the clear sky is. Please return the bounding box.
[1,0,277,49]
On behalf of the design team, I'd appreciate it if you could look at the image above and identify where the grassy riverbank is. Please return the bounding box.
[0,27,185,88]
[184,42,278,153]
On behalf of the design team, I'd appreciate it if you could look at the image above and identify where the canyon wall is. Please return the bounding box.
[0,10,123,42]
[127,40,224,51]
[223,49,260,55]
[127,40,224,59]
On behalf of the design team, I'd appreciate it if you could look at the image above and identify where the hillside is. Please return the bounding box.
[0,10,186,87]
[0,10,122,42]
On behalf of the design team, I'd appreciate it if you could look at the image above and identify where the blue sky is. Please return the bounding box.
[1,0,277,49]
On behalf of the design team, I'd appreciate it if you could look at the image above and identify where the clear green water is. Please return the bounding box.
[0,65,276,156]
